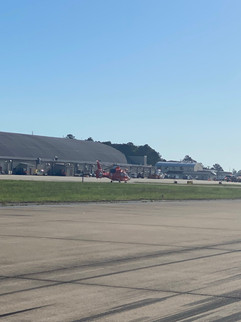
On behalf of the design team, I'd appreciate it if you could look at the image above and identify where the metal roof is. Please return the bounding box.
[0,132,127,164]
[156,161,197,168]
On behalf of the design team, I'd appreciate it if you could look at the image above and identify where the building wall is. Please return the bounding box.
[0,132,128,176]
[156,162,200,172]
[194,163,203,171]
[156,162,212,180]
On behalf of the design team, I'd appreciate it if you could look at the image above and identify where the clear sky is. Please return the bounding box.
[1,0,241,171]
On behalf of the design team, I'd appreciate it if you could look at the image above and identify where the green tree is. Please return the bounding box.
[182,155,197,163]
[66,134,75,139]
[212,163,223,172]
[101,141,162,166]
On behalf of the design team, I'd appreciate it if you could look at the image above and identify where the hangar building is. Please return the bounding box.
[155,161,215,180]
[0,132,127,176]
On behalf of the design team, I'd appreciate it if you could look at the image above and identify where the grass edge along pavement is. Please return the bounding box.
[1,180,241,204]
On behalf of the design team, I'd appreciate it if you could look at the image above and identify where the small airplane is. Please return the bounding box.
[95,160,130,183]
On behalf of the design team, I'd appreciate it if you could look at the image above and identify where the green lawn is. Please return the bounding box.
[1,180,241,204]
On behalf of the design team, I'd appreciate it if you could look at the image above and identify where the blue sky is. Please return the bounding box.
[1,0,241,170]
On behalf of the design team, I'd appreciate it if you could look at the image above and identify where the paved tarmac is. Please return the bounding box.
[1,200,241,321]
[0,174,240,185]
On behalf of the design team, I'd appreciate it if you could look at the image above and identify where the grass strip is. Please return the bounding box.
[1,180,241,204]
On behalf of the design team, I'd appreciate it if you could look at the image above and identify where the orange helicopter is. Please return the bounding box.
[95,160,130,183]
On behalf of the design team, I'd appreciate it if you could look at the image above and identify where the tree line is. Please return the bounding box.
[101,141,163,166]
[65,134,226,170]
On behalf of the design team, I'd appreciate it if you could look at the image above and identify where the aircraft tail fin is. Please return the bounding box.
[97,160,102,170]
[96,160,103,178]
